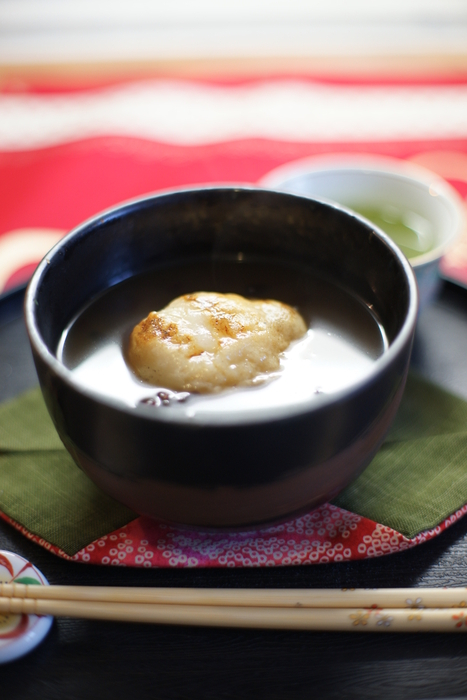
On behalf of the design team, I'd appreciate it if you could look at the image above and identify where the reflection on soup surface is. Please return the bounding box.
[58,258,387,418]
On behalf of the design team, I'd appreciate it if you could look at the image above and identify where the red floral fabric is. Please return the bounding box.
[2,503,467,568]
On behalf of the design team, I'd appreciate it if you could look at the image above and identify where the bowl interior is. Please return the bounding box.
[28,187,416,423]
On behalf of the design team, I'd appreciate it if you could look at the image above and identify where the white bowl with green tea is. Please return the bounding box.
[260,155,464,309]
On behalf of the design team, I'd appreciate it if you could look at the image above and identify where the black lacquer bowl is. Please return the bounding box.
[25,187,418,528]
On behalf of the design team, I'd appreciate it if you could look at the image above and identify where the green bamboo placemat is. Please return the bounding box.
[0,389,136,554]
[334,373,467,537]
[0,373,466,556]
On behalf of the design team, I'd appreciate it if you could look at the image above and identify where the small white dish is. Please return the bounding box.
[260,154,465,309]
[0,550,53,664]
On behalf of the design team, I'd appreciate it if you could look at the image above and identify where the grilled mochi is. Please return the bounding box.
[128,292,307,393]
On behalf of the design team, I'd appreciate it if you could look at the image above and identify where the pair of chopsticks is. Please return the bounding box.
[2,583,467,632]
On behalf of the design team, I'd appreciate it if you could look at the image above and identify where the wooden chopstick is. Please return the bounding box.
[1,583,467,609]
[1,595,467,632]
[2,584,467,632]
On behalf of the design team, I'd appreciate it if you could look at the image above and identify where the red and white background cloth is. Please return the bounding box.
[1,73,467,293]
[1,72,467,567]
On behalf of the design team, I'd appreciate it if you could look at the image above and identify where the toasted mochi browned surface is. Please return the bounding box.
[128,292,307,393]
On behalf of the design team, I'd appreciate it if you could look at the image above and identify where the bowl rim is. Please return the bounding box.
[258,153,465,269]
[25,185,419,427]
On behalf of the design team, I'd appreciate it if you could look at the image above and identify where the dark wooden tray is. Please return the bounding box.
[2,282,467,700]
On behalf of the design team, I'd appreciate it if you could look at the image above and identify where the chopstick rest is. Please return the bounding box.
[0,550,53,664]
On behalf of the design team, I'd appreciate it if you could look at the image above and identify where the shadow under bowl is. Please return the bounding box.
[25,187,418,528]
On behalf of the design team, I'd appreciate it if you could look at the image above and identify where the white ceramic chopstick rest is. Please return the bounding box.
[0,550,52,663]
